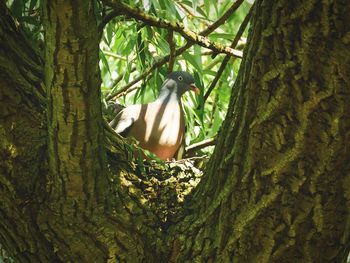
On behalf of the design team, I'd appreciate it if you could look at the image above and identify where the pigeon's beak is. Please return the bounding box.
[190,83,200,94]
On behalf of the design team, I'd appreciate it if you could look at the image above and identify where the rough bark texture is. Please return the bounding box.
[39,1,162,262]
[44,0,107,202]
[0,4,56,262]
[0,0,349,262]
[172,0,350,262]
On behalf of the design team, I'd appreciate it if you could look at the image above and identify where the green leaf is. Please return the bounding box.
[106,23,114,45]
[99,50,111,76]
[123,36,136,56]
[137,30,146,69]
[183,51,202,73]
[11,0,24,18]
[196,6,207,18]
[209,33,234,41]
[133,82,146,104]
[204,0,211,15]
[28,0,38,12]
[194,45,202,71]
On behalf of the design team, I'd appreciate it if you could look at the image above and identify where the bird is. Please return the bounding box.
[109,71,199,161]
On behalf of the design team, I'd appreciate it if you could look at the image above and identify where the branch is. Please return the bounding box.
[105,0,244,101]
[186,137,216,155]
[106,59,163,100]
[103,0,242,57]
[98,10,120,33]
[203,5,253,102]
[108,66,136,90]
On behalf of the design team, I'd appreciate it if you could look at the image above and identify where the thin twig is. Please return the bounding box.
[166,155,209,164]
[167,30,176,73]
[176,2,196,18]
[108,66,136,92]
[201,50,214,56]
[106,0,244,101]
[175,2,211,27]
[203,5,253,102]
[110,74,123,89]
[106,59,162,100]
[103,50,127,60]
[201,0,244,36]
[103,0,242,57]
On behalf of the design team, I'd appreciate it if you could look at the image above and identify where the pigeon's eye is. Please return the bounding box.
[178,76,183,81]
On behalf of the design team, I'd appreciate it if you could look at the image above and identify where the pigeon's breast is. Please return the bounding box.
[129,101,185,160]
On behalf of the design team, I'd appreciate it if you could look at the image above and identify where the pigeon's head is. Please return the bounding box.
[164,71,199,97]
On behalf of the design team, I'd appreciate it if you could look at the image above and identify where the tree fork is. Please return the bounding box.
[0,0,350,262]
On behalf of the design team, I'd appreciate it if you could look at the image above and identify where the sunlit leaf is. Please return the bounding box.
[196,6,207,18]
[100,50,111,76]
[106,23,114,45]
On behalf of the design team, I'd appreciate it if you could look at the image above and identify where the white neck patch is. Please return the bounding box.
[156,79,179,103]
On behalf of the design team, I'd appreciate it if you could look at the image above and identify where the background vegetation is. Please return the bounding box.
[5,0,252,156]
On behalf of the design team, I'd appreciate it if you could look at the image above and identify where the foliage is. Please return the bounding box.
[100,0,252,155]
[6,0,42,42]
[5,0,251,156]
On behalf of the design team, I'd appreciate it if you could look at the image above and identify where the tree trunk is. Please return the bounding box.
[0,2,153,262]
[171,0,350,262]
[43,0,107,203]
[0,0,349,262]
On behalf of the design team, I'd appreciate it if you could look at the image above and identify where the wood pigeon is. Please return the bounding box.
[109,71,199,160]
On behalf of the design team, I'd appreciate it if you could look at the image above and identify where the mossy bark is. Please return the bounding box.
[43,0,107,202]
[0,0,350,262]
[0,1,154,262]
[171,0,350,262]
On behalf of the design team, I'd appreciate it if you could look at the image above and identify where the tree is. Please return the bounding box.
[1,0,349,262]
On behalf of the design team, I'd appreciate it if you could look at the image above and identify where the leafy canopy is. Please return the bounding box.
[6,0,252,156]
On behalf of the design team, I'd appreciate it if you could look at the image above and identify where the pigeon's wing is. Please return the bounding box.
[109,105,139,137]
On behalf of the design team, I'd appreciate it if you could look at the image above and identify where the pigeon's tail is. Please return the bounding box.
[110,102,125,115]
